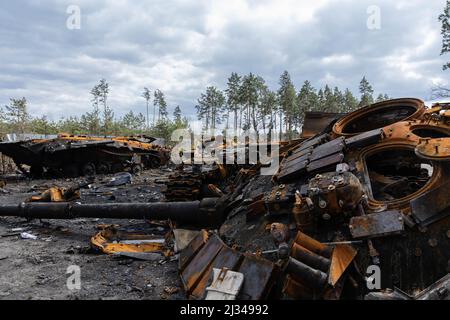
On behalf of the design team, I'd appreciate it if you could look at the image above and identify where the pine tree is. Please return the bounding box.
[333,87,345,113]
[30,116,58,135]
[154,89,168,122]
[5,97,30,134]
[317,89,325,112]
[142,87,151,129]
[90,79,112,135]
[260,89,277,137]
[277,71,297,140]
[359,76,374,107]
[239,73,260,132]
[173,105,183,126]
[225,73,242,135]
[343,89,358,113]
[323,85,334,112]
[297,81,319,126]
[196,87,225,132]
[439,0,450,70]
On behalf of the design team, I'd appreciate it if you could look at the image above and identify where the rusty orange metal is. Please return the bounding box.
[90,226,169,255]
[294,232,333,258]
[29,187,80,202]
[328,244,357,287]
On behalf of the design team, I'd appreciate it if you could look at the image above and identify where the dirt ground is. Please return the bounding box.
[0,169,186,300]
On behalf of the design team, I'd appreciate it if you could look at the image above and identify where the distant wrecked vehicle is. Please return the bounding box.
[0,133,170,177]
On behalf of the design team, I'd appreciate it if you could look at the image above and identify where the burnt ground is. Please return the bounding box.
[0,169,186,300]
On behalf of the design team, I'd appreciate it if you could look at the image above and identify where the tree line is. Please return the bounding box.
[196,72,389,140]
[1,74,388,143]
[0,79,189,143]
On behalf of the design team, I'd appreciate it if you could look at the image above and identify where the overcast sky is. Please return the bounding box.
[0,0,449,122]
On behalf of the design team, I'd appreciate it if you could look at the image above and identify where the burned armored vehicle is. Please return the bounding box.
[176,98,450,300]
[0,134,170,177]
[0,98,448,300]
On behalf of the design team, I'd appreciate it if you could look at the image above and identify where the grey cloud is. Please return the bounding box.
[0,0,448,121]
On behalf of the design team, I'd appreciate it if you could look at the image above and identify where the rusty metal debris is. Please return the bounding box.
[0,133,170,178]
[0,98,448,300]
[91,225,170,256]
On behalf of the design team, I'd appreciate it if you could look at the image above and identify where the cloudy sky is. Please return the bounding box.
[0,0,449,122]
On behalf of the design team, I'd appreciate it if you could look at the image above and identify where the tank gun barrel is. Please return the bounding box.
[0,198,222,227]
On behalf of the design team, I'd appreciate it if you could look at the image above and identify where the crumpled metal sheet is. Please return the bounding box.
[179,232,277,300]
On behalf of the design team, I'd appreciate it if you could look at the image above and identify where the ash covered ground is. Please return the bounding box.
[0,169,185,300]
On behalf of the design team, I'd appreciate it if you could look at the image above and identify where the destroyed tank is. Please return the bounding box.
[0,98,449,300]
[175,98,450,300]
[0,133,170,177]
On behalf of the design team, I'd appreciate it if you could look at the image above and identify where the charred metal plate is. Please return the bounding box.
[279,153,310,174]
[307,153,344,173]
[180,234,224,296]
[349,210,405,239]
[345,129,383,149]
[236,254,276,300]
[179,230,208,272]
[286,146,313,162]
[411,179,450,226]
[191,245,242,299]
[309,137,346,162]
[278,155,310,182]
[293,134,329,155]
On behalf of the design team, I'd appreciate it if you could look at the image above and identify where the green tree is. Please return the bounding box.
[154,89,168,122]
[120,111,146,134]
[439,0,450,70]
[58,116,83,135]
[196,86,225,132]
[343,88,359,113]
[4,97,30,134]
[323,85,335,112]
[317,88,325,112]
[260,89,277,137]
[239,73,259,132]
[333,87,345,112]
[142,87,151,128]
[277,71,297,140]
[173,105,183,126]
[359,76,374,107]
[30,116,58,135]
[225,73,242,134]
[297,81,319,114]
[91,79,113,135]
[88,82,102,135]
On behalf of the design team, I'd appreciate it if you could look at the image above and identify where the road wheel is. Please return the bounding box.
[149,157,161,168]
[81,163,96,176]
[131,164,143,175]
[63,164,79,178]
[111,163,123,173]
[97,163,110,175]
[30,166,44,178]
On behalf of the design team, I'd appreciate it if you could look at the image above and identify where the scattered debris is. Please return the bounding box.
[20,232,37,240]
[90,225,170,256]
[205,268,244,300]
[106,172,133,187]
[173,229,200,253]
[164,286,180,295]
[112,252,163,261]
